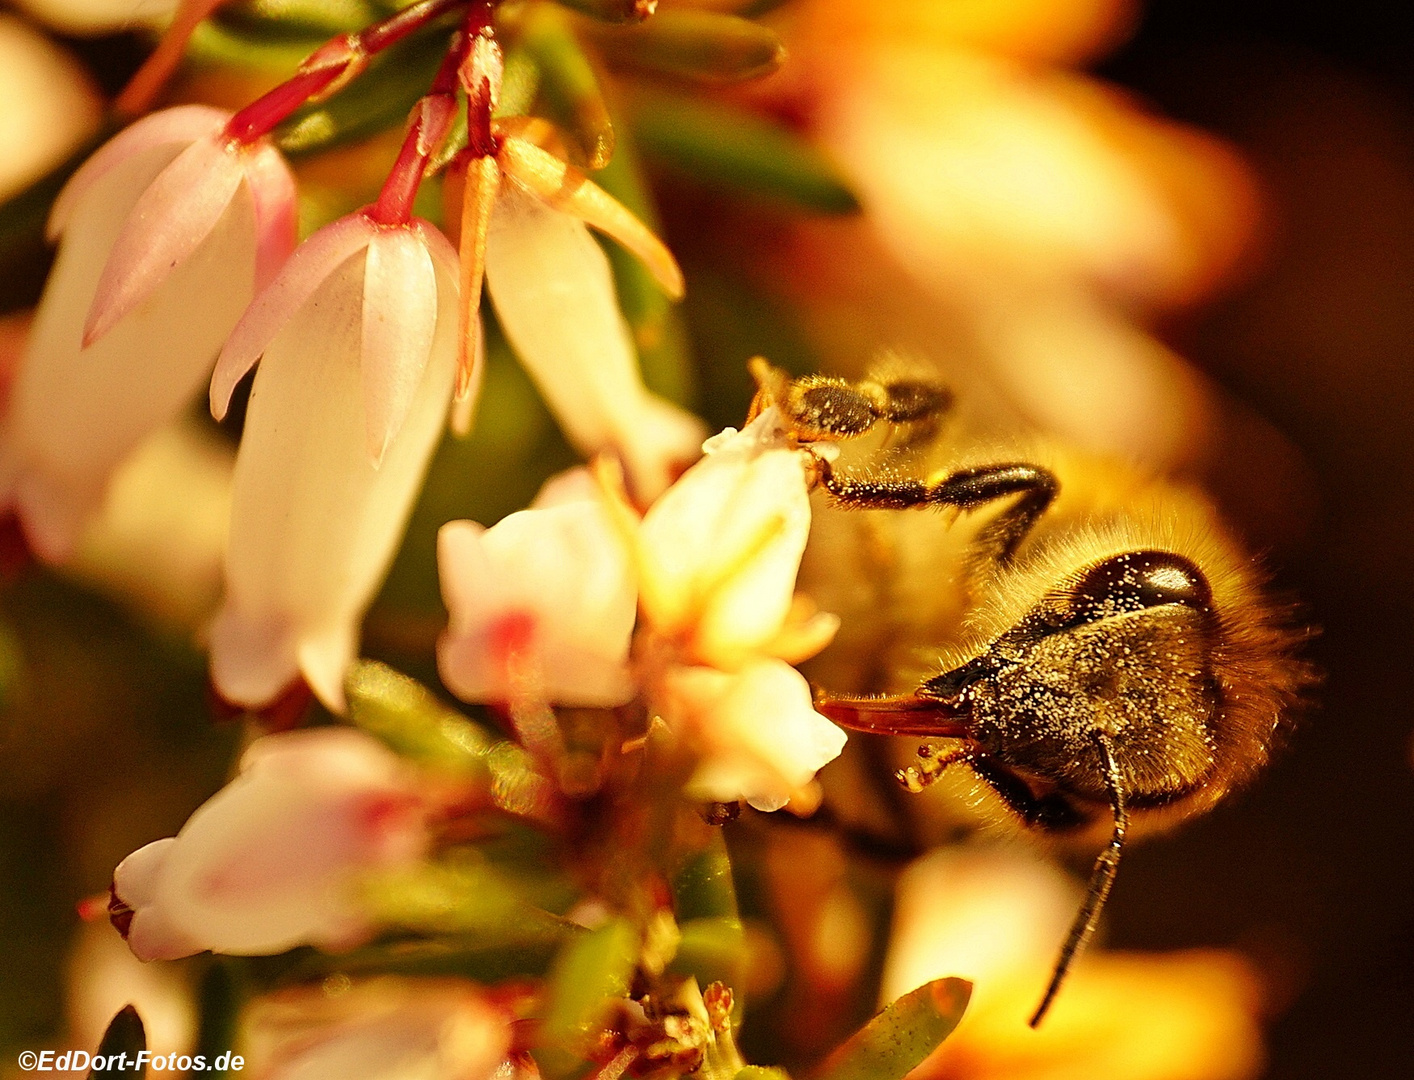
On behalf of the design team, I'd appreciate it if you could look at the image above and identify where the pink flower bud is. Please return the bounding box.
[111,728,432,961]
[0,105,295,561]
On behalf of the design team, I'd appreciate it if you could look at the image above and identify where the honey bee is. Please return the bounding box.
[748,359,1310,1027]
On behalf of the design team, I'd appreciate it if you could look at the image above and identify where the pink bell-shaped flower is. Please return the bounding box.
[437,468,637,708]
[109,728,433,962]
[208,211,461,712]
[0,104,295,561]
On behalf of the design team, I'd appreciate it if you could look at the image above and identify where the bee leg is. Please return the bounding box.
[1029,732,1130,1028]
[872,376,954,452]
[896,743,971,793]
[815,459,1058,565]
[748,359,954,446]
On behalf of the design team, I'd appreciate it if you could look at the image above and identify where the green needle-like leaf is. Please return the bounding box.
[538,917,638,1073]
[346,660,555,819]
[363,858,578,943]
[672,831,739,920]
[814,979,972,1080]
[629,90,860,215]
[592,11,785,83]
[347,659,496,766]
[269,932,573,984]
[672,916,746,988]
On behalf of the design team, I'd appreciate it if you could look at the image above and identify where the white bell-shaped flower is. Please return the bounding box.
[110,729,433,961]
[0,104,295,561]
[208,213,461,711]
[637,409,838,670]
[482,145,704,502]
[665,659,848,812]
[243,979,509,1080]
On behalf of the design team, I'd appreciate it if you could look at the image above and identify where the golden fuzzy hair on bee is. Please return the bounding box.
[959,490,1313,830]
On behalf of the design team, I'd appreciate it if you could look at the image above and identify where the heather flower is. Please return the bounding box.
[242,979,509,1080]
[635,409,839,671]
[663,659,846,812]
[624,408,845,809]
[0,104,295,561]
[110,729,434,961]
[208,210,461,711]
[438,468,637,708]
[484,171,703,502]
[458,111,705,501]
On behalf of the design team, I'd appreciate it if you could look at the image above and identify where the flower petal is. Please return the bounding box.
[243,980,510,1080]
[112,838,204,962]
[437,476,637,708]
[498,135,684,299]
[241,139,299,292]
[361,226,438,464]
[457,155,500,392]
[47,104,229,240]
[2,140,256,562]
[0,16,101,204]
[210,214,375,420]
[115,729,430,958]
[84,134,244,346]
[449,314,485,438]
[638,410,815,667]
[669,660,846,811]
[485,183,703,500]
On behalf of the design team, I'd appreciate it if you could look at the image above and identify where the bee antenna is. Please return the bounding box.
[1029,732,1130,1028]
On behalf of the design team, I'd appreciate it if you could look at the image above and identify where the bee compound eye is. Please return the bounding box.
[1062,550,1214,627]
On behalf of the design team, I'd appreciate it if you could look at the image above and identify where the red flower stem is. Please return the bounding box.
[368,30,472,225]
[224,66,346,143]
[224,0,474,145]
[361,0,470,55]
